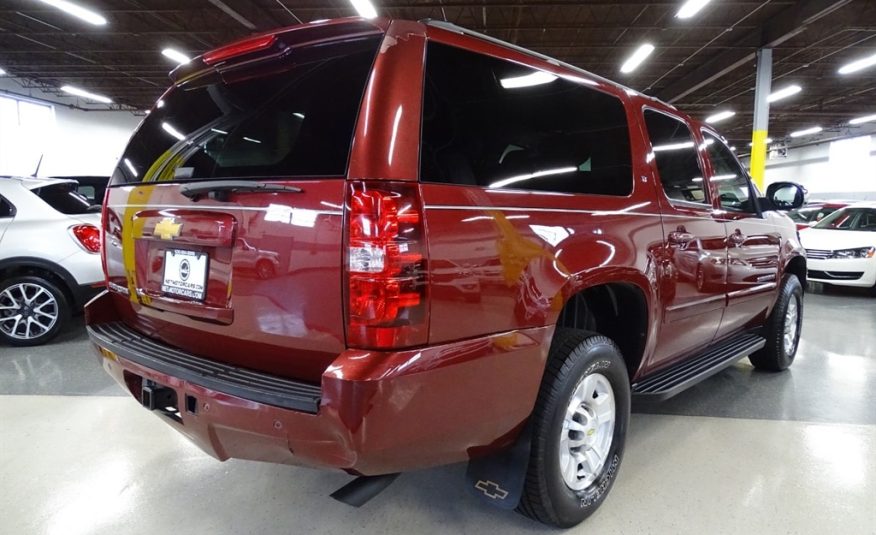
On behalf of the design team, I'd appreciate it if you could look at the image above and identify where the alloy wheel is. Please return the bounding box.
[0,283,59,341]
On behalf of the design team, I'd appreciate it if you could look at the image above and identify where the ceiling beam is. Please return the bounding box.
[656,0,854,103]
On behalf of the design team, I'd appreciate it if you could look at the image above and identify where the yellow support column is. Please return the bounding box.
[750,48,772,191]
[749,130,769,191]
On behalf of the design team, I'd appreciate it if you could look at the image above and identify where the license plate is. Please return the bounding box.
[162,249,208,300]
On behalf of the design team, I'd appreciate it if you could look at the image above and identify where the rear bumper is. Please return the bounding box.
[85,291,549,475]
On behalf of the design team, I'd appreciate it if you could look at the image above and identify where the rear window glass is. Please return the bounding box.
[33,183,94,214]
[113,36,381,184]
[420,42,633,196]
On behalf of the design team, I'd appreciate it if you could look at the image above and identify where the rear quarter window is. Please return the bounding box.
[420,42,633,196]
[33,183,94,215]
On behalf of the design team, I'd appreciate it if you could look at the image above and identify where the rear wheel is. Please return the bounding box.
[749,274,803,371]
[517,328,630,528]
[0,276,70,347]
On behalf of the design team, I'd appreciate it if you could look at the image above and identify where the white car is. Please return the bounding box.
[801,203,876,289]
[0,177,104,346]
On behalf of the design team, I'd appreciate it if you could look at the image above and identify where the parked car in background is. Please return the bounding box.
[51,176,110,206]
[801,203,876,289]
[0,177,103,346]
[84,18,808,528]
[788,200,851,230]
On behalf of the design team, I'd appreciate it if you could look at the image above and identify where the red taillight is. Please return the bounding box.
[203,34,277,65]
[70,224,101,254]
[345,181,428,349]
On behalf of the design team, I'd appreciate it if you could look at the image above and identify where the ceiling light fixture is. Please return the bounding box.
[161,122,185,141]
[37,0,107,26]
[849,113,876,125]
[748,138,773,146]
[705,110,735,124]
[0,67,6,76]
[500,71,558,89]
[790,126,822,138]
[767,85,802,103]
[161,48,190,65]
[838,52,876,75]
[620,44,655,74]
[61,84,112,103]
[676,0,712,19]
[350,0,377,18]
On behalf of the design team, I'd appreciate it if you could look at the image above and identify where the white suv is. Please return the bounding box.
[0,177,104,346]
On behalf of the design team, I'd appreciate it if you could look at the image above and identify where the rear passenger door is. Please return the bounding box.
[701,131,781,338]
[642,110,727,368]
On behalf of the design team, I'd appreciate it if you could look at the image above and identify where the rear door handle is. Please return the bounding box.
[668,231,694,245]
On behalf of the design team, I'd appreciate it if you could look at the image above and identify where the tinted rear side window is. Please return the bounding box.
[421,42,633,196]
[114,36,381,184]
[643,110,707,204]
[0,196,13,218]
[34,183,94,215]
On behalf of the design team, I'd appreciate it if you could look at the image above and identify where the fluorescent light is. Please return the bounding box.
[0,68,5,76]
[210,128,228,135]
[838,52,876,75]
[350,0,377,18]
[730,146,737,151]
[705,110,735,124]
[500,71,557,89]
[38,0,107,26]
[292,112,305,119]
[712,174,737,181]
[790,126,822,138]
[123,158,138,177]
[652,141,694,152]
[768,85,801,103]
[242,136,261,144]
[676,0,712,19]
[849,113,876,125]
[60,85,112,103]
[620,44,655,74]
[489,166,577,189]
[161,122,185,141]
[161,48,190,65]
[748,138,773,146]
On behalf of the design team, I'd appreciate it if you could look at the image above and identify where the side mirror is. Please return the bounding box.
[765,181,807,211]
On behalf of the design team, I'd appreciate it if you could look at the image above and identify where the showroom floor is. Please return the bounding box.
[1,285,874,535]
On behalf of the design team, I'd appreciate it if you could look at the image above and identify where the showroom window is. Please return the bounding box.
[420,42,633,196]
[643,109,708,204]
[0,95,55,177]
[114,36,381,184]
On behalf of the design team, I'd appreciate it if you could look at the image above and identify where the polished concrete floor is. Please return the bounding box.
[1,284,875,534]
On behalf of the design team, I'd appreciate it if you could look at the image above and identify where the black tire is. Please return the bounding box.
[517,328,630,528]
[749,274,803,371]
[0,275,70,347]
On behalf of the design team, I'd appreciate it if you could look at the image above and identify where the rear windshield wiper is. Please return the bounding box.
[180,180,303,201]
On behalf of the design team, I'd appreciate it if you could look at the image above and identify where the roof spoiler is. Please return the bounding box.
[169,17,389,85]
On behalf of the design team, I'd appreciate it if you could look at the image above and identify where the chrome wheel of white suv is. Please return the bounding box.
[0,276,69,346]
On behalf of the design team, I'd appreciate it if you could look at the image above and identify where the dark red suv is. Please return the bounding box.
[86,18,807,527]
